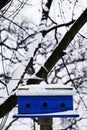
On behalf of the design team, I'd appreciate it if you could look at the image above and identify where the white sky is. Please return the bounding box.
[1,0,87,130]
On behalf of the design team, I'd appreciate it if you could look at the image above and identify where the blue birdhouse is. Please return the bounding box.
[13,84,79,118]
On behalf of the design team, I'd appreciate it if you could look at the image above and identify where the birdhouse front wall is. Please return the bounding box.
[17,95,73,114]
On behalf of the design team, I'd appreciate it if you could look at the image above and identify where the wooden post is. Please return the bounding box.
[38,118,53,130]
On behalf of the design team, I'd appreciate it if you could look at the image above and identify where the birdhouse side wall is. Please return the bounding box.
[17,95,73,114]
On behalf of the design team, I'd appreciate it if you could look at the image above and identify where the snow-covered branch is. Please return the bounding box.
[0,7,87,119]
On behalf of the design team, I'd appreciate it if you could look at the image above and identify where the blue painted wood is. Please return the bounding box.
[13,113,79,118]
[17,95,73,114]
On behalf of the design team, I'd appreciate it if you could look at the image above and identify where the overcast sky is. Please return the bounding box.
[1,0,87,130]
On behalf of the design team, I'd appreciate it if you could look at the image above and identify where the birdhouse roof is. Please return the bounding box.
[16,84,75,96]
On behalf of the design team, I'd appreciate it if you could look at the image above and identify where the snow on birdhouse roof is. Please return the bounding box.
[16,84,75,96]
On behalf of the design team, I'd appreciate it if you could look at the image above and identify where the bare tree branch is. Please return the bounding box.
[0,0,11,10]
[41,0,53,21]
[0,95,17,118]
[4,118,18,130]
[37,8,87,76]
[0,8,87,119]
[41,20,75,37]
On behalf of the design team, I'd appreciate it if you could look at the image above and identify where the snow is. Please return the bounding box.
[0,0,87,130]
[14,110,79,118]
[7,33,43,94]
[16,84,75,96]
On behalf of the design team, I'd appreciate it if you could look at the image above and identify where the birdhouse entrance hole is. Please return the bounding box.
[42,102,48,108]
[60,103,65,108]
[26,103,31,108]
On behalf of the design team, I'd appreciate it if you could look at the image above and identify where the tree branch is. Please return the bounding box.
[41,20,75,37]
[0,95,17,118]
[38,8,87,74]
[0,8,87,118]
[0,0,11,10]
[41,0,53,21]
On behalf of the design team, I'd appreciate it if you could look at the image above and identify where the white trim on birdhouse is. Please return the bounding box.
[13,110,79,118]
[16,84,75,96]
